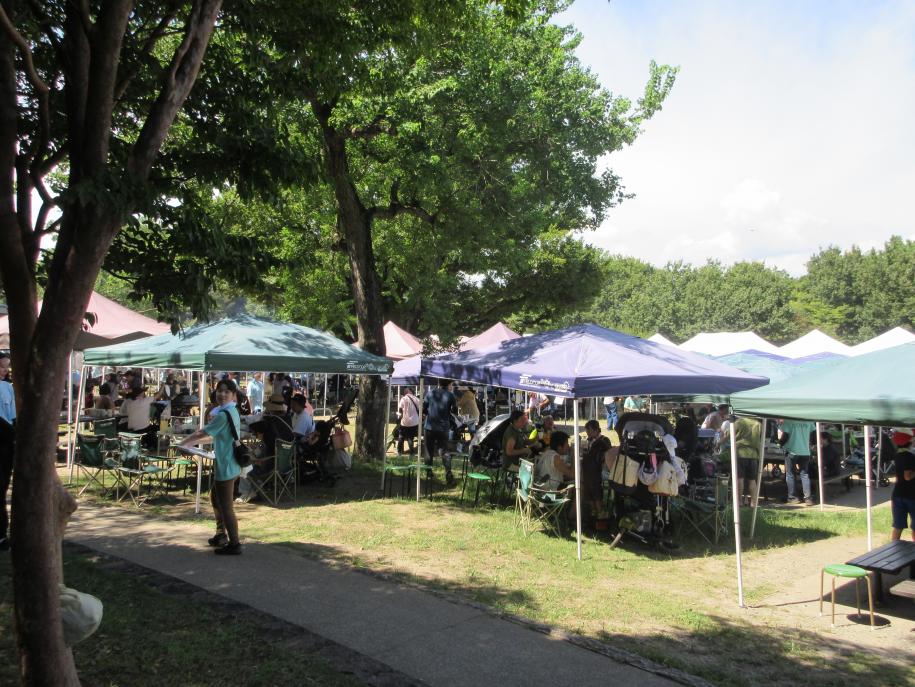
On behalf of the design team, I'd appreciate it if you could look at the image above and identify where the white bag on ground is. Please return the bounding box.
[59,584,103,645]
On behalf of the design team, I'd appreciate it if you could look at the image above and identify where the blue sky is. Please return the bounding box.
[556,0,915,275]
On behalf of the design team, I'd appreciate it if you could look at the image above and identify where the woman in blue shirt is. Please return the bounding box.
[181,379,242,554]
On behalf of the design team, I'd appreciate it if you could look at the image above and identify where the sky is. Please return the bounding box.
[556,0,915,276]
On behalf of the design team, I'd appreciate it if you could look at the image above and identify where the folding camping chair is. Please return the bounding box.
[74,433,117,497]
[515,459,571,536]
[250,439,297,505]
[675,475,731,544]
[115,433,168,507]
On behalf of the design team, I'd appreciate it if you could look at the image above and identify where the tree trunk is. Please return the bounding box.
[314,109,388,461]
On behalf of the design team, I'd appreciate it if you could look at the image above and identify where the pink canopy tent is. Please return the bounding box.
[0,291,169,349]
[383,320,423,360]
[460,322,520,351]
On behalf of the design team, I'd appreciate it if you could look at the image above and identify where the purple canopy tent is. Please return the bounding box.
[421,323,768,561]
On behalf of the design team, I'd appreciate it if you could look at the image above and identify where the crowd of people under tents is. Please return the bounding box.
[38,363,915,555]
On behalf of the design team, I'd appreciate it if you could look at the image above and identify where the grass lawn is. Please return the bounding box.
[0,546,363,687]
[63,458,913,687]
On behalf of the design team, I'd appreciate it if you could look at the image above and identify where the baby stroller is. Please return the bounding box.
[298,387,356,485]
[606,412,679,549]
[467,413,511,470]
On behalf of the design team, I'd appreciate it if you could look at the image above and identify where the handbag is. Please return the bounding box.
[332,427,352,450]
[607,449,639,493]
[648,460,680,496]
[221,409,252,467]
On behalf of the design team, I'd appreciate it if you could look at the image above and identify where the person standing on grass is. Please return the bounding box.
[778,418,816,505]
[0,354,14,551]
[423,378,458,487]
[890,428,915,541]
[396,387,421,455]
[603,396,619,432]
[180,379,243,555]
[583,420,611,519]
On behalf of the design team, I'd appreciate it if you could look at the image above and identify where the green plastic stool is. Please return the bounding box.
[820,564,874,628]
[461,471,493,507]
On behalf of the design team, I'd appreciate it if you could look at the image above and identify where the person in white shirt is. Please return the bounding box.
[120,387,154,432]
[702,404,730,431]
[536,430,575,490]
[397,388,421,455]
[247,372,264,413]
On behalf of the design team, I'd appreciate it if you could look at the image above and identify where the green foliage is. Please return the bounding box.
[801,237,915,343]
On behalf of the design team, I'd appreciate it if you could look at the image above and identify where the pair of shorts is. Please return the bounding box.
[737,458,758,479]
[891,496,915,530]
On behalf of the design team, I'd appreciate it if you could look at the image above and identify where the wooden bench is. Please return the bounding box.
[890,579,915,599]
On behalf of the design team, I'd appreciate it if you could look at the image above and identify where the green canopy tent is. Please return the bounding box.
[729,343,915,425]
[725,343,915,604]
[81,313,393,512]
[83,313,392,375]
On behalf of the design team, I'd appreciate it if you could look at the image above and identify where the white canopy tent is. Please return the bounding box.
[850,327,915,356]
[647,333,676,347]
[679,332,781,357]
[778,329,852,358]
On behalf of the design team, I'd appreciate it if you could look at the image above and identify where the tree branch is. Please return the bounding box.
[113,6,182,103]
[0,3,52,170]
[129,0,223,179]
[346,115,395,140]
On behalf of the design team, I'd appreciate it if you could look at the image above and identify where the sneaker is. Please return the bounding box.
[786,496,799,504]
[445,473,457,488]
[207,533,228,547]
[214,542,242,556]
[804,498,815,506]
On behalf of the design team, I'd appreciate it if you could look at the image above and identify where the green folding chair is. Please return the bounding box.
[74,434,117,497]
[250,439,297,505]
[515,459,571,536]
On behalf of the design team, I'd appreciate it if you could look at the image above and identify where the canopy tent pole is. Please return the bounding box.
[323,374,329,415]
[815,421,825,511]
[730,418,745,607]
[195,370,206,515]
[67,363,88,485]
[381,377,392,488]
[416,378,424,501]
[750,418,767,540]
[864,425,874,550]
[877,430,883,489]
[65,350,74,468]
[573,400,582,561]
[484,386,488,423]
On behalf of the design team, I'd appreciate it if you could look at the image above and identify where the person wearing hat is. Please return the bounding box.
[890,427,915,541]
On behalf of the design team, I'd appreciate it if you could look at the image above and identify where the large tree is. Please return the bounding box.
[124,1,676,458]
[0,2,220,683]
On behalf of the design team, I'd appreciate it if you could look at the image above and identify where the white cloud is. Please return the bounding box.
[558,0,915,275]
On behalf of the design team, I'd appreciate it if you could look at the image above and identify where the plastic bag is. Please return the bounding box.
[59,584,103,646]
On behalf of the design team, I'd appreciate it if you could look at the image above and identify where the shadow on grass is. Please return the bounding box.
[595,610,914,687]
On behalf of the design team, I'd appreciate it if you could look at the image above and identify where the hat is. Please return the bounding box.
[891,427,914,447]
[264,393,287,413]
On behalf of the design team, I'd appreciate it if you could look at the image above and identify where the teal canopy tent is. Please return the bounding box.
[81,314,392,514]
[727,343,915,602]
[729,343,915,424]
[83,313,393,375]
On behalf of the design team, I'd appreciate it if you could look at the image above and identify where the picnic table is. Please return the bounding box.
[846,540,915,602]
